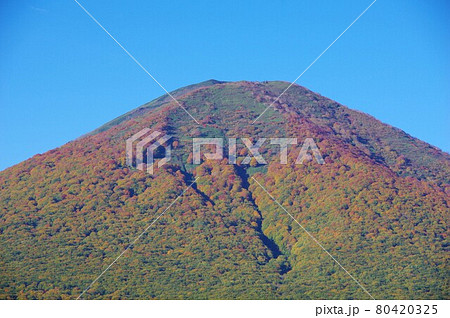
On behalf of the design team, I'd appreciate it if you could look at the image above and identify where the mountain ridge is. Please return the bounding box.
[60,80,450,185]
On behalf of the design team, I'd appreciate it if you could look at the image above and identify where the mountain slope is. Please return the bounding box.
[0,80,448,299]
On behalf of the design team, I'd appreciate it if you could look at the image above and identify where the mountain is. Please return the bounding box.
[0,80,448,300]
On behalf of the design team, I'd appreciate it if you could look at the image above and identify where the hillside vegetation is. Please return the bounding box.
[0,81,448,299]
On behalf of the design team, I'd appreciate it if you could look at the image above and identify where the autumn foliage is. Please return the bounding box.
[0,80,448,299]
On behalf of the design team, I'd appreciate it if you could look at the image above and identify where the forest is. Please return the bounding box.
[0,80,448,299]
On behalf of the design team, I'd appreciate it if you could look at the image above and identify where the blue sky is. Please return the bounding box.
[1,0,449,171]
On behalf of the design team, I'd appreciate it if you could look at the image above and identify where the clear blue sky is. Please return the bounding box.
[1,0,449,171]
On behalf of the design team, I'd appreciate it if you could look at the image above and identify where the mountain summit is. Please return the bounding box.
[0,80,448,299]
